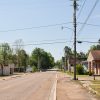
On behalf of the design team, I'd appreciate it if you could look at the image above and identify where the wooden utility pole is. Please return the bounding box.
[73,0,78,80]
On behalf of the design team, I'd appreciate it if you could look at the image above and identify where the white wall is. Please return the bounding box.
[3,66,10,75]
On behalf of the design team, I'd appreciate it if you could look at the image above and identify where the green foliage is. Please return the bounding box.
[89,71,94,76]
[55,60,62,69]
[76,64,84,75]
[87,44,100,56]
[0,42,55,72]
[64,46,72,57]
[17,49,29,68]
[31,48,55,69]
[76,52,87,61]
[32,66,38,72]
[0,43,13,65]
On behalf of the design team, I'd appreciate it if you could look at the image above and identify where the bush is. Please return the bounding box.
[84,71,89,75]
[89,71,94,76]
[32,66,38,72]
[76,64,84,75]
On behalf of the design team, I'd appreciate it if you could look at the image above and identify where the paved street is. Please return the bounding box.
[0,71,57,100]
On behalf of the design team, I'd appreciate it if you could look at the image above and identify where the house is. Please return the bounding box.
[0,64,14,76]
[67,57,81,72]
[87,50,100,75]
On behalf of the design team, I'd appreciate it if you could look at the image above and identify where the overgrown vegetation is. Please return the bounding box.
[32,66,38,72]
[76,64,84,75]
[0,40,55,73]
[30,48,55,70]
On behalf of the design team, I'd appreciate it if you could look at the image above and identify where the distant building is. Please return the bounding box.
[0,64,14,76]
[67,57,81,72]
[87,50,100,75]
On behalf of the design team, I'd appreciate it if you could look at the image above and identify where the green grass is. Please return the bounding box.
[66,71,73,76]
[90,85,100,94]
[77,75,89,77]
[90,80,100,96]
[66,71,89,77]
[91,80,100,84]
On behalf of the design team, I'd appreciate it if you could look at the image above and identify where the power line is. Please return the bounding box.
[12,41,73,47]
[0,22,72,32]
[77,0,87,19]
[69,21,100,51]
[0,40,99,47]
[78,22,100,27]
[0,21,100,33]
[77,0,99,37]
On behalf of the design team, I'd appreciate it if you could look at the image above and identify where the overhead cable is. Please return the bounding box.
[77,0,99,37]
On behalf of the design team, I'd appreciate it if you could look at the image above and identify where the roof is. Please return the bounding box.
[88,50,100,61]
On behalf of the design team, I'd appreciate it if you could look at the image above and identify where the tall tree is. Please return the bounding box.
[14,39,24,67]
[0,43,13,65]
[31,48,55,70]
[16,49,29,70]
[87,44,100,56]
[64,46,72,58]
[31,48,44,70]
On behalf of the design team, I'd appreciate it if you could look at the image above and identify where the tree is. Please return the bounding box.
[31,48,55,70]
[31,48,44,70]
[76,52,87,61]
[17,49,29,71]
[0,43,13,65]
[14,39,24,68]
[90,45,100,50]
[87,44,100,56]
[87,39,100,55]
[14,39,24,53]
[0,43,13,75]
[12,54,17,67]
[55,60,62,69]
[64,46,73,70]
[40,52,54,69]
[64,46,72,58]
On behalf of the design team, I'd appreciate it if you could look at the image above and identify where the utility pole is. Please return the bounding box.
[73,0,78,80]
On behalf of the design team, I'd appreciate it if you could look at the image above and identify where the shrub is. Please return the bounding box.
[76,64,84,75]
[89,71,94,76]
[32,66,38,72]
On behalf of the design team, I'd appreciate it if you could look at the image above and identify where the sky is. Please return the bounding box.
[0,0,100,61]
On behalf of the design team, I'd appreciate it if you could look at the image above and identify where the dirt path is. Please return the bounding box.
[57,72,99,100]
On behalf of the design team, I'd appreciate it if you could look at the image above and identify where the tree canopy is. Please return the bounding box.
[31,48,55,70]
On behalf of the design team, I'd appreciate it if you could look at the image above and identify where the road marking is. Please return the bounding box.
[49,73,57,100]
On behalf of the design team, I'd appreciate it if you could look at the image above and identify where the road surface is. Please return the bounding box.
[0,71,57,100]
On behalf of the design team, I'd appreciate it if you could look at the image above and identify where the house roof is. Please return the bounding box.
[88,50,100,61]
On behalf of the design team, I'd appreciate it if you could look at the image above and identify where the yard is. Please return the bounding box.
[90,80,100,96]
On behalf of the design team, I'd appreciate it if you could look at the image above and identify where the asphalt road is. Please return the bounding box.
[0,71,57,100]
